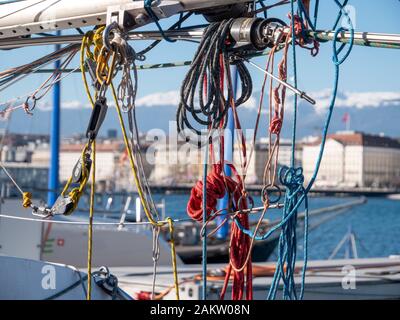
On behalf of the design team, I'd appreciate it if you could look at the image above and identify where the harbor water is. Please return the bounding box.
[80,193,400,261]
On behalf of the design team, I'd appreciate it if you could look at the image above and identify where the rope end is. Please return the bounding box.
[22,192,32,208]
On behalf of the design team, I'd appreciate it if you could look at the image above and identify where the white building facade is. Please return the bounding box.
[302,132,400,188]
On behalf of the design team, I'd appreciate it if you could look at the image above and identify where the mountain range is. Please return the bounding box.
[3,89,400,140]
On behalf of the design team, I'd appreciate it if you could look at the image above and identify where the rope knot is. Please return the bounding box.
[288,13,320,57]
[270,116,283,134]
[279,166,305,193]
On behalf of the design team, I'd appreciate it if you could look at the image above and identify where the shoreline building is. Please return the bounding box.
[234,138,303,184]
[59,140,153,192]
[302,131,400,188]
[0,134,49,197]
[150,137,303,185]
[149,138,203,184]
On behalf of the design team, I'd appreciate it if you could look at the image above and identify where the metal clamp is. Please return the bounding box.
[71,153,92,184]
[229,17,287,51]
[31,205,53,218]
[50,195,75,216]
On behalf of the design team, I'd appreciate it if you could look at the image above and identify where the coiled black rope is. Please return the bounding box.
[176,19,252,142]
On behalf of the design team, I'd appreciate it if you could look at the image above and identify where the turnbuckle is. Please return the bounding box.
[86,96,109,141]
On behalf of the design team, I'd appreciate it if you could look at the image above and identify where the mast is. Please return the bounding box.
[47,30,61,206]
[215,66,238,240]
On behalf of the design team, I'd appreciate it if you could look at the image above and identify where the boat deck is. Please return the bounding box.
[108,257,400,300]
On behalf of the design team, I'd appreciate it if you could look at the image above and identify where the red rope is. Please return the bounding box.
[187,162,253,300]
[187,165,226,222]
[187,58,253,300]
[289,13,320,57]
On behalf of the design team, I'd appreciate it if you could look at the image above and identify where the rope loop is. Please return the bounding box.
[261,184,282,205]
[332,26,354,66]
[332,1,354,66]
[23,95,36,115]
[237,192,254,215]
[288,13,319,56]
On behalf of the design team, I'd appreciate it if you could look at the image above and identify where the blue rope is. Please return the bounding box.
[313,0,320,28]
[201,140,208,300]
[234,0,354,300]
[268,1,302,299]
[332,0,349,30]
[297,0,316,31]
[258,0,268,18]
[144,0,176,43]
[289,0,298,168]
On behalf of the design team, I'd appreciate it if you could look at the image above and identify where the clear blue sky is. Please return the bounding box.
[1,0,400,113]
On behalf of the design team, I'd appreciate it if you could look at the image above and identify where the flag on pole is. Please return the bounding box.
[342,112,350,130]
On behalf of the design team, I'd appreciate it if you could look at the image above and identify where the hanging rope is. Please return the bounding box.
[79,26,118,300]
[233,0,354,300]
[86,140,96,300]
[176,19,252,140]
[201,138,209,300]
[143,0,176,43]
[0,0,384,303]
[80,24,184,301]
[166,217,180,300]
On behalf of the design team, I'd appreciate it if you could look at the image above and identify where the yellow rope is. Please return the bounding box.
[166,217,180,300]
[80,27,180,300]
[80,33,98,300]
[86,140,96,300]
[109,82,164,227]
[81,33,95,106]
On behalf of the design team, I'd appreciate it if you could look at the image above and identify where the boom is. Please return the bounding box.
[0,0,249,39]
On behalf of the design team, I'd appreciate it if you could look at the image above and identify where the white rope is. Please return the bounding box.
[0,213,192,226]
[0,203,284,226]
[0,163,24,195]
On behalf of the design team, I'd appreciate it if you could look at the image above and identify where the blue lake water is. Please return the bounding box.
[164,195,400,260]
[80,193,400,261]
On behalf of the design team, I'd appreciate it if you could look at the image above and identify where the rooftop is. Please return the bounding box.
[60,141,124,152]
[308,131,400,149]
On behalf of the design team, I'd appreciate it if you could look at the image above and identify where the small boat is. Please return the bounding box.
[0,198,181,268]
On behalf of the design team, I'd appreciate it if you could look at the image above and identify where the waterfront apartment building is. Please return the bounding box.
[149,139,203,184]
[0,134,49,195]
[233,139,302,184]
[59,141,153,192]
[150,138,302,185]
[302,131,400,188]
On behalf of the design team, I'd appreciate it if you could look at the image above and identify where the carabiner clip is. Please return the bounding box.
[23,96,36,115]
